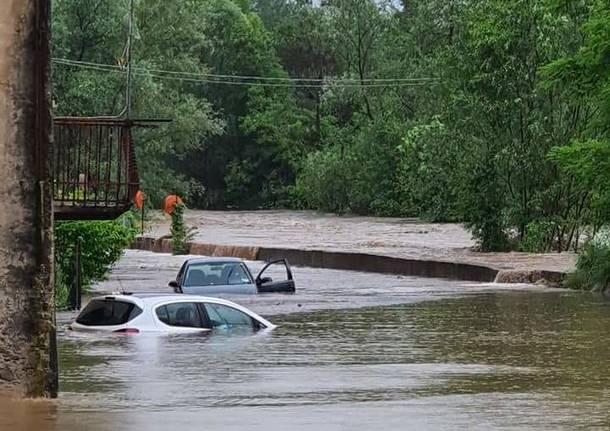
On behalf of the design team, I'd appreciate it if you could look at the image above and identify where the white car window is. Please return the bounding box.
[76,299,142,326]
[227,265,251,285]
[204,303,255,328]
[156,302,203,328]
[184,262,252,287]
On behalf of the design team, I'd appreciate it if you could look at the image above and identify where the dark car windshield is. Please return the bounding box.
[76,299,143,326]
[184,262,252,287]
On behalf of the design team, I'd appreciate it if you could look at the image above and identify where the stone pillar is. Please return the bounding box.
[0,0,57,397]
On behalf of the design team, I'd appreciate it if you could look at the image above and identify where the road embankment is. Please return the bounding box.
[132,236,568,286]
[135,210,575,286]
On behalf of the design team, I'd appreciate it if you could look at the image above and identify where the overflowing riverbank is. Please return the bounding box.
[136,210,576,286]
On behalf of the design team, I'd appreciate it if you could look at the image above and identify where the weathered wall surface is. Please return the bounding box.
[0,0,56,397]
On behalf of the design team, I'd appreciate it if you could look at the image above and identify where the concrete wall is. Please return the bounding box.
[132,237,499,283]
[0,0,56,397]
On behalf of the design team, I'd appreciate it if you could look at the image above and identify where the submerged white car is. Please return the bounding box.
[69,293,275,334]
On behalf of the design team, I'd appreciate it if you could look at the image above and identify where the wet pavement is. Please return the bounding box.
[148,210,576,272]
[3,251,607,430]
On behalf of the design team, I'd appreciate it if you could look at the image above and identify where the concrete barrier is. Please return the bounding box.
[259,247,498,282]
[132,237,499,282]
[495,269,566,287]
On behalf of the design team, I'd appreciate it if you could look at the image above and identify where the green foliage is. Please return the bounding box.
[549,140,610,188]
[395,119,460,221]
[55,220,137,309]
[52,0,609,256]
[548,139,610,232]
[296,146,353,214]
[170,204,192,255]
[460,152,510,252]
[286,0,597,251]
[54,264,70,311]
[566,243,610,292]
[544,0,610,263]
[53,0,223,210]
[520,221,558,253]
[224,160,255,208]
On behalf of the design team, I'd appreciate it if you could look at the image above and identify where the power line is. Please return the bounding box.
[53,57,436,83]
[136,66,437,83]
[142,72,430,88]
[52,58,439,88]
[54,58,122,73]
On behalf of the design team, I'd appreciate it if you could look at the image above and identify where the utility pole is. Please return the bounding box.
[0,0,57,398]
[125,0,135,118]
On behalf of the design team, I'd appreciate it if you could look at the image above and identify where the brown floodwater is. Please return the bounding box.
[2,252,609,430]
[149,210,576,271]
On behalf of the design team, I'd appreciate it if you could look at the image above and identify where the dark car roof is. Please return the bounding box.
[185,257,245,264]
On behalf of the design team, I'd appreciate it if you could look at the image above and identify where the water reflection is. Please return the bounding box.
[0,393,56,431]
[4,290,610,430]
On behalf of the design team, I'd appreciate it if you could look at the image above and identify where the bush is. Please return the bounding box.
[395,119,461,221]
[296,147,354,214]
[295,116,406,216]
[461,155,509,252]
[55,219,138,308]
[566,228,610,292]
[566,243,610,292]
[224,160,255,208]
[520,220,557,253]
[170,203,192,255]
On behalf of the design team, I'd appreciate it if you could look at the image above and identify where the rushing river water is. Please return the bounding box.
[2,253,610,430]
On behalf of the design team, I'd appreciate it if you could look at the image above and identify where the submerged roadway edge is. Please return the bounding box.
[131,237,568,286]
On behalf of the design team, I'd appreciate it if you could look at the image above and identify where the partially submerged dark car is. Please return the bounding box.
[169,257,296,295]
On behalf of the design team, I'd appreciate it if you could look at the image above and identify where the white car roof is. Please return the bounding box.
[98,293,248,307]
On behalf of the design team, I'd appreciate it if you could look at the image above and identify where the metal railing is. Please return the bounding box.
[53,117,139,219]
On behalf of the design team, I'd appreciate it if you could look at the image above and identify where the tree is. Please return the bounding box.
[53,0,223,207]
[544,0,610,234]
[257,0,342,146]
[52,0,608,257]
[396,0,592,249]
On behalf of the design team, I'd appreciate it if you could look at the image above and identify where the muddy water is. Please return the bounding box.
[3,252,610,430]
[149,210,576,271]
[92,251,544,315]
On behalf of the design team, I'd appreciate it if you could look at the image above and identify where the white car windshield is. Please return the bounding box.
[183,262,252,287]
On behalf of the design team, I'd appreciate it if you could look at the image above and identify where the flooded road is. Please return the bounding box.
[91,251,542,315]
[4,251,610,430]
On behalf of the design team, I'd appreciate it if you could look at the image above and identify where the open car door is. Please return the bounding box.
[256,259,296,293]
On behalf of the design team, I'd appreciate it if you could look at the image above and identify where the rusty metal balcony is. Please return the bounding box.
[52,117,139,220]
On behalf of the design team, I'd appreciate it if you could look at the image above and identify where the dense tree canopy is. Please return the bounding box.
[52,0,608,253]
